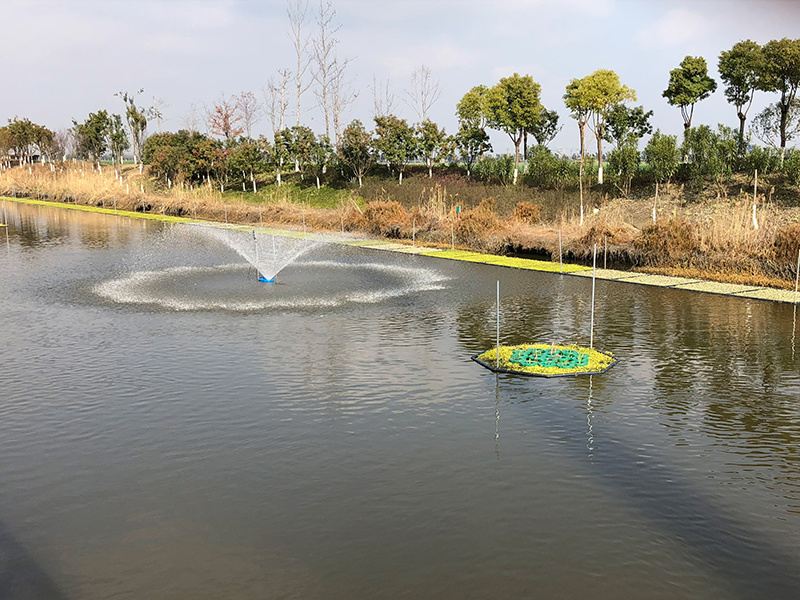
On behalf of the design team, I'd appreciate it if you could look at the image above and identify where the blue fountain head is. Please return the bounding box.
[258,276,276,283]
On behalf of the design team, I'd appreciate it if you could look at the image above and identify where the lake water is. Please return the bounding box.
[2,201,800,599]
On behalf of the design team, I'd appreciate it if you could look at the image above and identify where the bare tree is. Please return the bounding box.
[265,68,292,134]
[182,103,202,133]
[370,74,396,118]
[206,94,243,140]
[330,58,357,146]
[237,91,263,138]
[312,0,347,140]
[287,0,313,127]
[405,65,441,121]
[53,129,74,161]
[150,96,171,132]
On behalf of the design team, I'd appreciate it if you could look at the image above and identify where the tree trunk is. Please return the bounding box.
[358,174,362,187]
[276,168,282,186]
[316,175,320,189]
[398,170,403,185]
[513,142,520,185]
[596,132,604,186]
[428,158,433,178]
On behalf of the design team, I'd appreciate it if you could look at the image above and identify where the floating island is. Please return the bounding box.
[473,343,617,377]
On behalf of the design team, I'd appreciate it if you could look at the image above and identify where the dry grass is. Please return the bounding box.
[4,163,800,287]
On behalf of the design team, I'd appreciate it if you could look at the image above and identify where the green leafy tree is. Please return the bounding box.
[73,110,112,168]
[751,100,800,151]
[760,38,800,157]
[604,105,652,149]
[608,144,639,197]
[308,135,333,189]
[718,40,765,159]
[286,125,315,176]
[564,78,592,167]
[567,69,636,185]
[3,118,53,164]
[456,85,489,129]
[228,138,270,192]
[338,119,373,187]
[454,122,492,178]
[373,114,417,184]
[643,130,680,184]
[484,73,542,184]
[416,120,447,178]
[273,128,292,186]
[109,114,129,164]
[529,108,561,147]
[663,56,717,132]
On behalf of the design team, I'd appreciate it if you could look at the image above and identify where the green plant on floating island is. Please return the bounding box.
[476,343,616,376]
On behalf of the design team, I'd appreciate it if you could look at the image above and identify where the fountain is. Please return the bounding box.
[188,224,321,283]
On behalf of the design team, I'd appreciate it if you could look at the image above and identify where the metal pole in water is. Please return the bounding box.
[590,243,597,349]
[795,247,800,305]
[303,209,307,241]
[272,235,277,263]
[413,217,416,247]
[496,280,500,369]
[604,235,607,270]
[451,220,455,250]
[559,228,563,274]
[341,214,344,235]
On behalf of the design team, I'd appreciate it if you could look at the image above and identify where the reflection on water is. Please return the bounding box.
[2,200,800,599]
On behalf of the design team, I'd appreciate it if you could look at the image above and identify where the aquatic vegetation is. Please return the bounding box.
[475,343,616,377]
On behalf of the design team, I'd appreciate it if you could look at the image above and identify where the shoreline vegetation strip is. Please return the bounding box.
[3,195,797,304]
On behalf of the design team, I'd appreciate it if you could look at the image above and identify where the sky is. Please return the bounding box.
[4,0,800,155]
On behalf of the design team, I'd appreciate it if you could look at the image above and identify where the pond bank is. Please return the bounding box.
[4,195,798,304]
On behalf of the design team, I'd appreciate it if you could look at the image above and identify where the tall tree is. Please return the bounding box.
[373,114,417,184]
[405,65,442,121]
[116,89,148,165]
[237,91,263,138]
[456,85,489,129]
[207,94,244,140]
[287,0,312,127]
[454,122,491,178]
[338,119,373,187]
[751,100,800,151]
[604,104,652,149]
[760,37,800,158]
[109,114,129,164]
[530,108,561,147]
[73,110,112,168]
[484,73,542,185]
[564,78,592,163]
[265,69,292,134]
[718,40,765,158]
[416,120,447,178]
[370,75,396,118]
[312,0,347,140]
[663,55,717,132]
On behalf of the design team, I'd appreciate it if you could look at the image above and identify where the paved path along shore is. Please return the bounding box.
[3,196,798,305]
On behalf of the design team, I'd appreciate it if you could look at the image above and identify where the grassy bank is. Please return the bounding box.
[2,163,800,289]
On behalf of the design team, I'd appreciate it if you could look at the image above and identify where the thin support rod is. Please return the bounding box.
[795,248,800,305]
[496,280,500,369]
[559,229,563,274]
[590,243,597,349]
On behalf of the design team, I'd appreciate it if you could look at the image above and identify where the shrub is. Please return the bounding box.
[743,145,782,176]
[473,155,515,186]
[784,150,800,186]
[643,130,680,184]
[455,197,501,247]
[361,200,409,237]
[774,223,800,263]
[511,201,541,224]
[633,218,699,266]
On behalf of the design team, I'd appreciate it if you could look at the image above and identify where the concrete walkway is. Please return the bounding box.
[4,196,798,305]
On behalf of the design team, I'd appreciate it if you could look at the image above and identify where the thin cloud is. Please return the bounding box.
[635,8,712,49]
